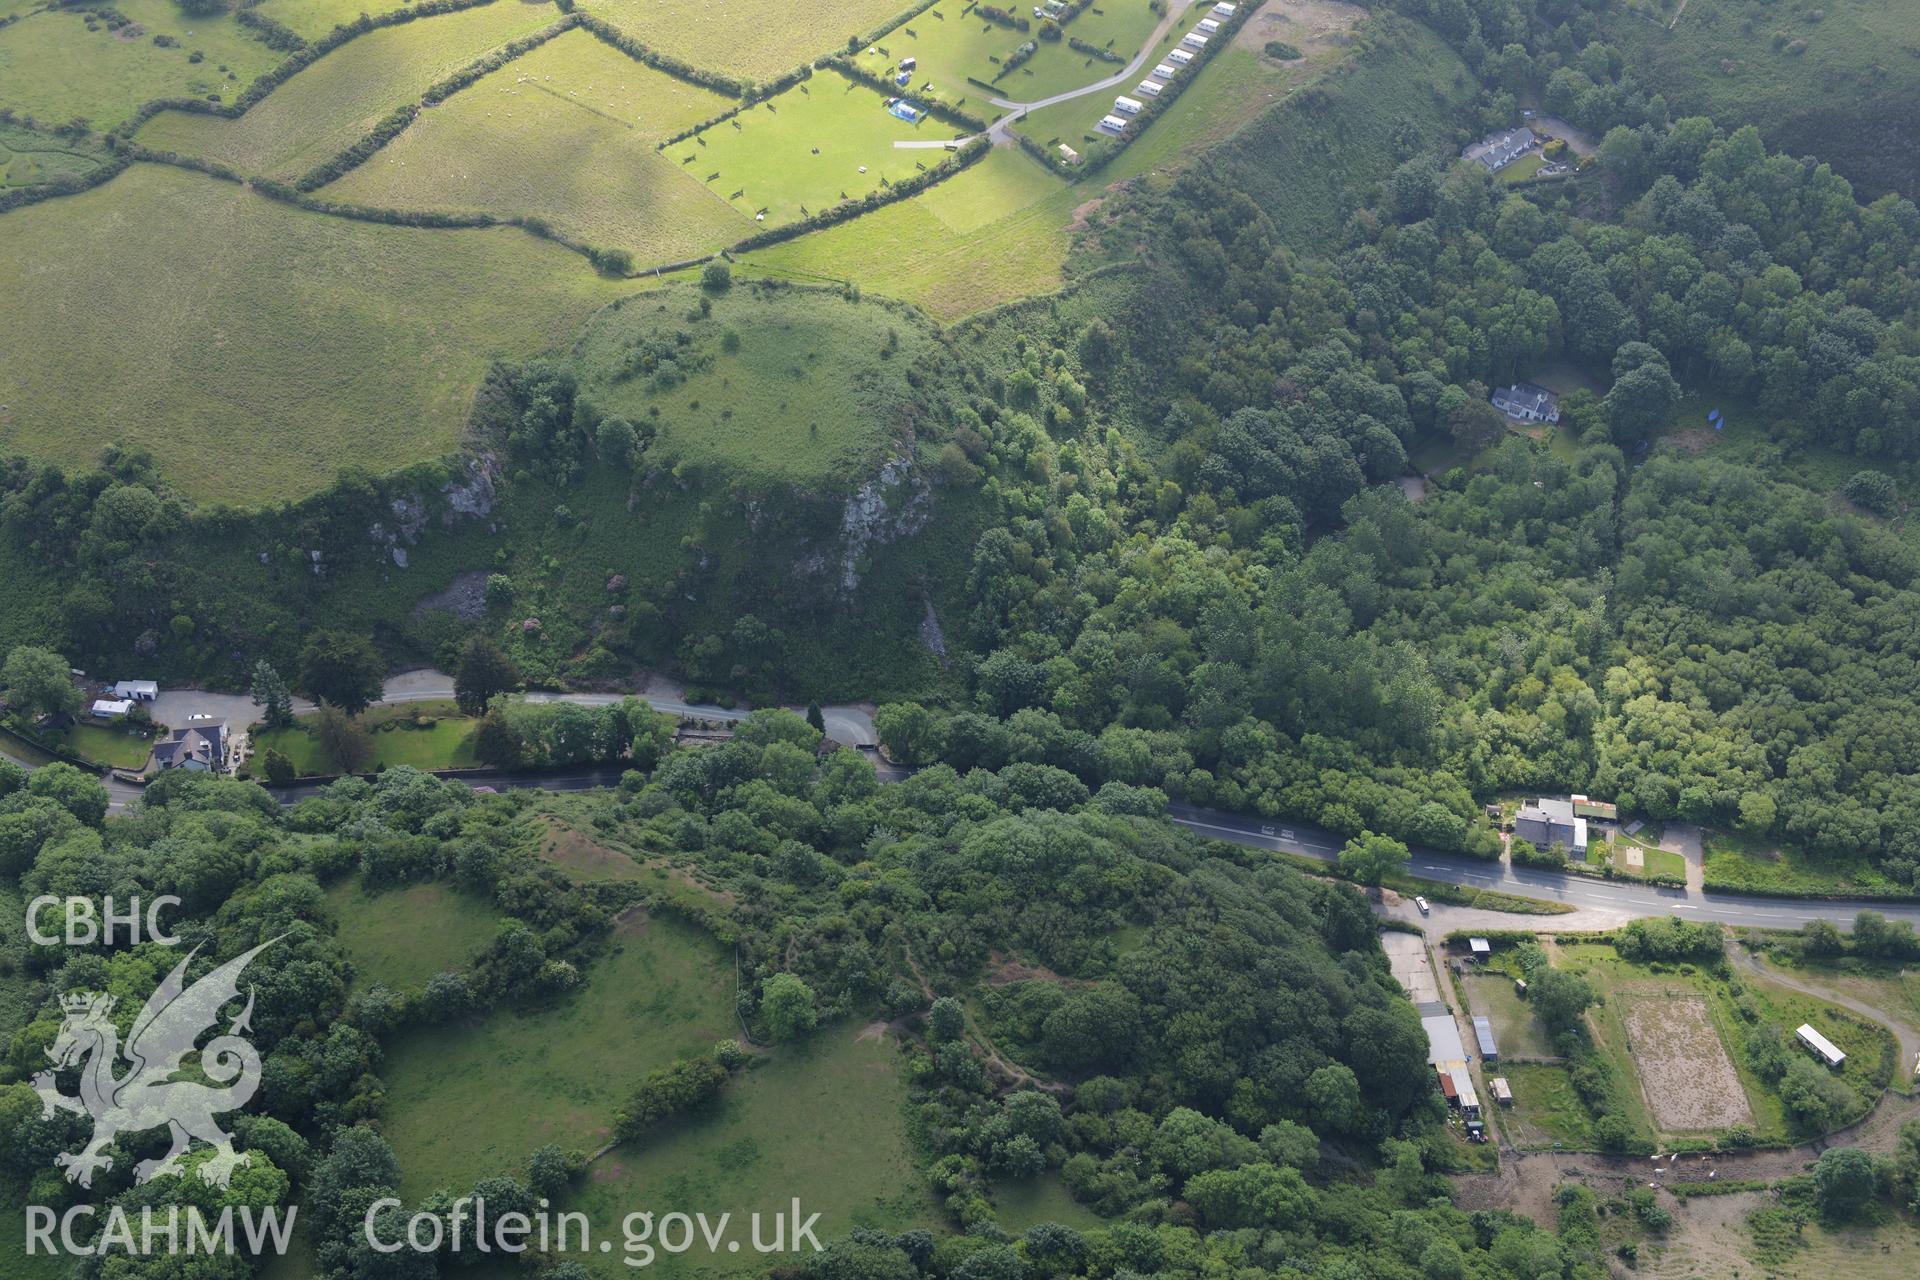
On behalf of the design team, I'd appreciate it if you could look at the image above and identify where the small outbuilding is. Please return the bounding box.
[1469,937,1492,961]
[1474,1015,1499,1062]
[111,680,159,701]
[91,699,134,720]
[1491,1077,1513,1107]
[1797,1024,1846,1069]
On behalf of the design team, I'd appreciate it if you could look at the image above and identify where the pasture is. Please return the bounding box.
[576,0,905,82]
[0,0,279,129]
[255,0,419,41]
[571,281,937,481]
[0,164,629,503]
[381,911,737,1199]
[663,69,948,225]
[135,0,560,178]
[531,1028,935,1279]
[853,0,1162,106]
[325,876,503,990]
[1,120,110,189]
[322,29,747,263]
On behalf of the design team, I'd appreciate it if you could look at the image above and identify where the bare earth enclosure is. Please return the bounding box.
[1619,993,1752,1132]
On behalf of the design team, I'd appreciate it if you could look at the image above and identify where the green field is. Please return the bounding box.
[576,0,905,82]
[1465,972,1555,1059]
[326,876,504,989]
[1498,1061,1595,1149]
[381,911,737,1198]
[255,0,419,41]
[532,1028,935,1279]
[992,1173,1105,1232]
[852,0,1163,107]
[0,0,281,129]
[570,281,937,481]
[1603,0,1920,200]
[253,701,481,775]
[663,70,953,225]
[0,164,630,503]
[135,0,560,179]
[322,29,748,262]
[1,119,111,189]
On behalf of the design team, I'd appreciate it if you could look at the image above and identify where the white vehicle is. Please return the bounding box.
[1097,114,1128,134]
[1136,79,1164,97]
[1182,32,1209,50]
[1415,896,1431,916]
[1260,825,1275,836]
[1113,95,1143,115]
[1154,62,1179,78]
[1168,48,1194,65]
[1197,17,1221,33]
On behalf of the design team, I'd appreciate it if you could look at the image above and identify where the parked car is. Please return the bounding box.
[1415,896,1430,915]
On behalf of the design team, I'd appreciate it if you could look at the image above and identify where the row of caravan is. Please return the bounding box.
[1097,2,1234,135]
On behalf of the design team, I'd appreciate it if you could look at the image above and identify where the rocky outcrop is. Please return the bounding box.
[835,456,929,593]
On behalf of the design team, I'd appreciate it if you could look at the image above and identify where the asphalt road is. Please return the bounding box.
[1166,803,1920,930]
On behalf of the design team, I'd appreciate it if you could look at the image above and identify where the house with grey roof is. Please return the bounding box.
[1492,382,1561,424]
[1463,127,1537,173]
[151,722,227,773]
[1515,797,1587,855]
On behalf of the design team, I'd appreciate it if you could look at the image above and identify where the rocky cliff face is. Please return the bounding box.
[833,455,930,592]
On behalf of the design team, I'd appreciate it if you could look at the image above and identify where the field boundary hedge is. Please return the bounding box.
[293,17,578,191]
[574,12,760,99]
[656,66,817,150]
[726,134,988,252]
[817,56,988,132]
[0,150,131,214]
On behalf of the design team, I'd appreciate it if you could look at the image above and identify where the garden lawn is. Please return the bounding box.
[381,911,736,1199]
[662,69,950,225]
[577,0,904,82]
[533,1028,937,1279]
[322,28,747,263]
[134,0,560,179]
[570,281,936,481]
[0,0,280,129]
[325,876,503,990]
[0,164,629,504]
[53,722,155,769]
[252,700,480,774]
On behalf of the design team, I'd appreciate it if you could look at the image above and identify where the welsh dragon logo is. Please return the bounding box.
[32,938,279,1190]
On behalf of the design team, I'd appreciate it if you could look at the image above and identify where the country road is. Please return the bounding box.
[8,686,1919,932]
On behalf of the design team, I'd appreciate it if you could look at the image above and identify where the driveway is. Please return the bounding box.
[982,0,1199,143]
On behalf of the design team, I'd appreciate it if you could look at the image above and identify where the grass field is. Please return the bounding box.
[1603,0,1920,200]
[662,70,952,225]
[1,119,111,189]
[1498,1061,1595,1149]
[255,0,419,40]
[382,911,736,1199]
[135,0,561,179]
[0,0,280,129]
[528,1027,935,1279]
[570,281,937,481]
[322,29,747,262]
[853,0,1162,107]
[992,1173,1104,1232]
[0,164,630,503]
[1464,973,1555,1059]
[576,0,904,82]
[326,876,503,989]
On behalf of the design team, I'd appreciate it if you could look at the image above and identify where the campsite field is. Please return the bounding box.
[381,911,737,1199]
[135,0,562,179]
[851,0,1164,108]
[0,164,628,503]
[325,877,503,990]
[577,0,905,82]
[570,281,938,481]
[523,1028,935,1279]
[662,70,950,225]
[0,0,280,129]
[322,29,746,262]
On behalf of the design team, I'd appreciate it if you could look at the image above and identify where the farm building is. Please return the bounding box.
[1137,79,1164,96]
[1462,127,1537,173]
[1420,1001,1467,1064]
[1168,48,1195,65]
[1154,62,1179,78]
[1468,937,1492,961]
[1097,115,1128,134]
[1437,1069,1457,1106]
[1571,794,1617,821]
[1197,17,1221,32]
[1474,1015,1499,1062]
[1113,95,1143,115]
[1450,1066,1480,1117]
[90,698,134,719]
[1515,798,1587,854]
[1491,1077,1513,1107]
[1797,1024,1846,1069]
[1492,382,1561,424]
[111,679,158,701]
[1181,32,1210,49]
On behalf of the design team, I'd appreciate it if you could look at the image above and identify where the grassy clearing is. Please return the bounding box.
[1499,1061,1594,1149]
[663,70,952,225]
[323,29,746,262]
[382,911,736,1199]
[527,809,741,917]
[50,722,155,769]
[992,1173,1104,1232]
[326,876,503,989]
[570,281,937,481]
[1703,829,1914,899]
[0,164,629,504]
[1603,0,1920,199]
[1465,972,1555,1058]
[534,1028,935,1279]
[0,1176,69,1280]
[577,0,903,82]
[254,701,479,775]
[0,0,279,129]
[1,119,111,189]
[135,0,560,178]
